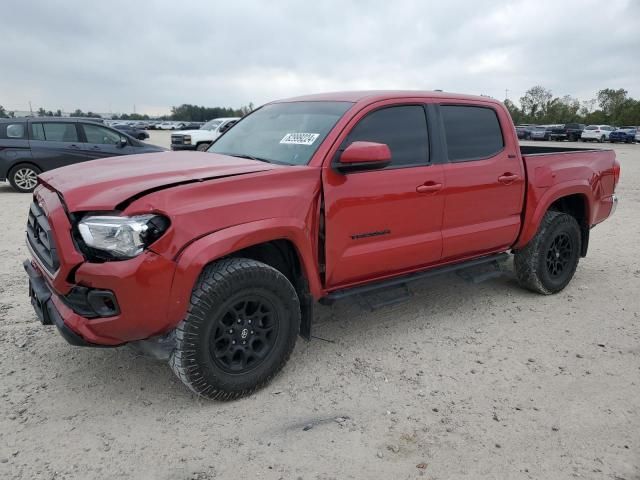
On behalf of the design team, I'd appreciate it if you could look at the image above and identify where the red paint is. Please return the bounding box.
[27,91,620,346]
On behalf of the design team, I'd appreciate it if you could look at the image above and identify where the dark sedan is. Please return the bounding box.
[112,124,150,140]
[0,117,165,192]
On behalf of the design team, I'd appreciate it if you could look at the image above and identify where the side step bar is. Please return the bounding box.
[321,252,510,304]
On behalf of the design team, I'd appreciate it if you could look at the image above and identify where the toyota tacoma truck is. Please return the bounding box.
[24,91,620,400]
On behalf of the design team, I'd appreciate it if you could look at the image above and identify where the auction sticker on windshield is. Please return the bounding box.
[280,133,320,145]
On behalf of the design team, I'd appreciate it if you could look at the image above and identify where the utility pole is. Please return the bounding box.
[505,89,509,101]
[29,101,33,115]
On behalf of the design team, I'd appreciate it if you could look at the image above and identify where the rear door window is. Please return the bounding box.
[440,105,504,162]
[30,122,79,142]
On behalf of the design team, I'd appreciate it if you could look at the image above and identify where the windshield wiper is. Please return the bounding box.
[226,153,273,164]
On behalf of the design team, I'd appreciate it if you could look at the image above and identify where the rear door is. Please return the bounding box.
[79,122,138,159]
[437,103,525,260]
[28,121,86,171]
[322,102,445,288]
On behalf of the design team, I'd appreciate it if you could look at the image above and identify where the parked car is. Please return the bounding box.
[581,125,615,142]
[112,124,150,140]
[549,123,585,141]
[171,117,239,151]
[23,91,620,399]
[515,125,536,140]
[608,126,637,143]
[530,125,553,140]
[179,122,204,130]
[636,130,640,143]
[157,122,178,130]
[0,117,165,192]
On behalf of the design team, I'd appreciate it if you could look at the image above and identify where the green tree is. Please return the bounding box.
[519,86,553,120]
[503,98,523,124]
[597,88,628,118]
[0,105,7,118]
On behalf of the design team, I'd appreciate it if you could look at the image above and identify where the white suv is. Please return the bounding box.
[581,125,615,143]
[171,117,240,151]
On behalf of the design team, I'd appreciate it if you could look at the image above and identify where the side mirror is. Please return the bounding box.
[117,137,128,148]
[336,141,391,172]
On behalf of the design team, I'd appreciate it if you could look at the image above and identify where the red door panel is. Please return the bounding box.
[323,164,445,288]
[439,104,525,260]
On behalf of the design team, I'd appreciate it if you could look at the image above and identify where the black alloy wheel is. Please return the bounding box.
[210,295,279,374]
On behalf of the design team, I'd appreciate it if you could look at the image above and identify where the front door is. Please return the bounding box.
[322,104,445,288]
[79,122,136,159]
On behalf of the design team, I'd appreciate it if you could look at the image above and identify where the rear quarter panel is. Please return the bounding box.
[515,149,618,249]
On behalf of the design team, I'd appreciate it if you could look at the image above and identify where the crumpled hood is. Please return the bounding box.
[39,151,278,211]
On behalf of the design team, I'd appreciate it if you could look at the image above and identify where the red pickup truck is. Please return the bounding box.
[24,91,620,399]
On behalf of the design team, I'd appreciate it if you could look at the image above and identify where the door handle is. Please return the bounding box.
[416,182,443,193]
[498,173,519,184]
[69,144,80,149]
[91,145,101,150]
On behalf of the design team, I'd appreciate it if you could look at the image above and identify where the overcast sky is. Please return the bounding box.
[1,0,639,115]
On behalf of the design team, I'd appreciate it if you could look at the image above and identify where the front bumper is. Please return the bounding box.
[170,144,198,151]
[25,250,178,346]
[24,260,102,347]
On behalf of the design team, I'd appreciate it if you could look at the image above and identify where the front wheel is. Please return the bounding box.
[8,164,41,193]
[196,143,211,152]
[170,258,300,400]
[514,211,581,295]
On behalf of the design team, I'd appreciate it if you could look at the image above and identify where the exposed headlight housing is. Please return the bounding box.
[77,214,169,259]
[183,135,191,144]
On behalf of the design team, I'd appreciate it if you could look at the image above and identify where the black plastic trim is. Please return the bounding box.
[322,253,510,303]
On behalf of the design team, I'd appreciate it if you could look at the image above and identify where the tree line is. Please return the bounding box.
[0,103,255,121]
[505,87,640,126]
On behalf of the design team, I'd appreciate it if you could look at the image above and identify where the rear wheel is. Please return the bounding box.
[8,164,41,193]
[599,135,605,143]
[196,143,211,152]
[514,211,581,295]
[170,258,300,400]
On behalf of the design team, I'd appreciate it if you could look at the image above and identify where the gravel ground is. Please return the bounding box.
[0,139,638,480]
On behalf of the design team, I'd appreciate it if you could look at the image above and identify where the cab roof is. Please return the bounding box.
[273,90,502,106]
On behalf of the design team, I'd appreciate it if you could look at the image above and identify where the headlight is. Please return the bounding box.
[183,135,191,144]
[77,214,169,259]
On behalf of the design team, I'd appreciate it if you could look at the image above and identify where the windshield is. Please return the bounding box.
[209,101,353,165]
[201,120,223,131]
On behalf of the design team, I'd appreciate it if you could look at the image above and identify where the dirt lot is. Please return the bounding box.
[1,140,639,480]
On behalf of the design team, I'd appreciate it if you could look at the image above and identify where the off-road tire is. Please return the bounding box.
[196,143,210,152]
[8,163,41,193]
[514,211,581,295]
[170,258,300,400]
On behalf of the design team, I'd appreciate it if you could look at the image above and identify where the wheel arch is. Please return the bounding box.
[515,184,593,254]
[167,219,322,339]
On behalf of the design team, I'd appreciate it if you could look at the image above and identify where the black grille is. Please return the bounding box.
[27,201,59,272]
[171,135,183,145]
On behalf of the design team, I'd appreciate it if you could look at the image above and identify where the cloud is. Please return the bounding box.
[1,0,638,115]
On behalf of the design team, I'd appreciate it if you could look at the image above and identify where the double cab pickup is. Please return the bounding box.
[24,91,620,399]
